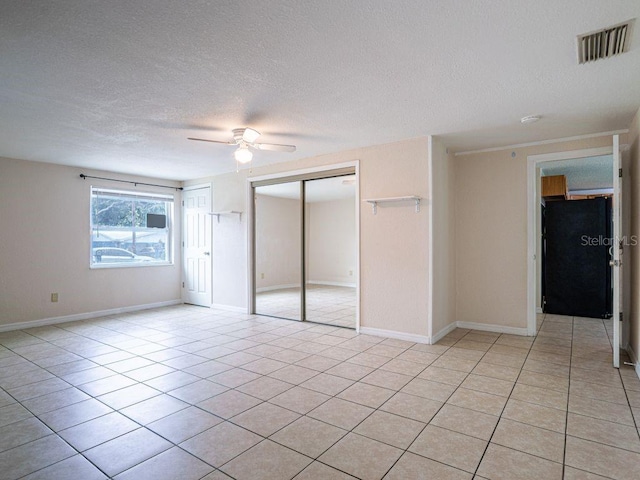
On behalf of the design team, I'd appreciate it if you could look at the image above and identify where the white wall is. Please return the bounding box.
[429,136,456,337]
[307,198,356,286]
[255,194,301,290]
[186,137,430,339]
[0,157,182,327]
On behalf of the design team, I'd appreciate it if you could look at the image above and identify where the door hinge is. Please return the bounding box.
[620,312,623,322]
[182,282,184,288]
[182,200,184,206]
[619,168,623,178]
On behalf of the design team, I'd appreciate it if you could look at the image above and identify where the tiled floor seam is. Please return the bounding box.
[469,330,538,478]
[371,331,504,478]
[1,345,231,479]
[561,316,574,480]
[4,380,177,480]
[231,339,444,478]
[303,340,452,479]
[3,309,640,480]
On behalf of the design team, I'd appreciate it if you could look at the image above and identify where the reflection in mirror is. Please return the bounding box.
[304,175,356,328]
[254,182,302,320]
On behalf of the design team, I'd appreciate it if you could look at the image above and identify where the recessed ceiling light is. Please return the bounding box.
[521,115,541,125]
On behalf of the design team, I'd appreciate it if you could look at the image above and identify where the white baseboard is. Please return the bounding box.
[456,321,530,336]
[536,307,543,314]
[431,322,458,344]
[306,281,357,288]
[359,326,430,344]
[210,303,247,313]
[0,300,183,333]
[359,320,530,346]
[256,284,299,293]
[627,344,640,381]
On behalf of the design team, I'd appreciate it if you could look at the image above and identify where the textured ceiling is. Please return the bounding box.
[1,1,639,180]
[541,155,613,190]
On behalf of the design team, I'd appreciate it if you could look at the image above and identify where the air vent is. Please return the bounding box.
[577,20,634,64]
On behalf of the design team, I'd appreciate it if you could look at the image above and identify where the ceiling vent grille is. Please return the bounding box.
[577,20,633,64]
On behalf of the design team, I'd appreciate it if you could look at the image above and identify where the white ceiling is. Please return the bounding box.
[1,1,639,180]
[541,154,613,190]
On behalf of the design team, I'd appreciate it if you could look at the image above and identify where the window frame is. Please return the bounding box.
[89,186,174,269]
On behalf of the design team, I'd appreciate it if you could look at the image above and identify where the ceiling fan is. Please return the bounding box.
[188,128,296,164]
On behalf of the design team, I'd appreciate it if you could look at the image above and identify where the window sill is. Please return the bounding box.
[90,262,174,270]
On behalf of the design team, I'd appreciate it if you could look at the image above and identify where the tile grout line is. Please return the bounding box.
[215,335,449,478]
[561,315,575,480]
[215,338,415,479]
[2,309,638,479]
[468,327,538,478]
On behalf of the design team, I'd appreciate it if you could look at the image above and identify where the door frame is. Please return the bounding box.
[246,161,360,330]
[526,146,613,336]
[182,183,213,306]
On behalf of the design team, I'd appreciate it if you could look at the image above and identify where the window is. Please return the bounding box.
[90,187,173,267]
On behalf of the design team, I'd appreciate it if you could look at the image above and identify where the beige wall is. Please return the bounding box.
[307,198,356,286]
[186,137,430,338]
[430,136,456,336]
[255,194,301,290]
[0,157,182,326]
[628,108,640,364]
[454,136,616,329]
[209,172,246,308]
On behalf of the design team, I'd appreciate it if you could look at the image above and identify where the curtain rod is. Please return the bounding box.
[79,174,183,191]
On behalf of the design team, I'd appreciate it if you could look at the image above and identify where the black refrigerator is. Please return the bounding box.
[543,197,612,318]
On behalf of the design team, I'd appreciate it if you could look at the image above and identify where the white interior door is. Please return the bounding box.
[612,135,622,368]
[183,187,212,306]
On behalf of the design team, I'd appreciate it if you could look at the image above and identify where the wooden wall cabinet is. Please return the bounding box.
[542,175,568,201]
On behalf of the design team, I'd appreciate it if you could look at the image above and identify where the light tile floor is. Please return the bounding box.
[256,285,356,328]
[0,306,639,479]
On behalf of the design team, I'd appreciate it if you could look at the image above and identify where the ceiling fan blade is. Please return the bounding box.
[188,137,234,145]
[242,128,260,143]
[253,143,296,152]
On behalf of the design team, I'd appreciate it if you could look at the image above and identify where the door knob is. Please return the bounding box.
[204,252,210,256]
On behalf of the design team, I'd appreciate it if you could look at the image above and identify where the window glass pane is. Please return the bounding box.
[93,197,133,227]
[91,187,172,267]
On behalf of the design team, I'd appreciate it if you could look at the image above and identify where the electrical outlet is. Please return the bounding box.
[261,273,265,279]
[51,293,58,303]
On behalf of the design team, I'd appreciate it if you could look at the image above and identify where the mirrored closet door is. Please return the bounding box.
[254,181,302,321]
[252,170,357,328]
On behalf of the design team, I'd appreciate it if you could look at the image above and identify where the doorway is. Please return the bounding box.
[539,155,614,318]
[250,166,358,329]
[527,138,624,368]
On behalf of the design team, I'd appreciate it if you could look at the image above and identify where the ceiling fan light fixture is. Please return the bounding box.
[242,128,260,143]
[234,145,253,164]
